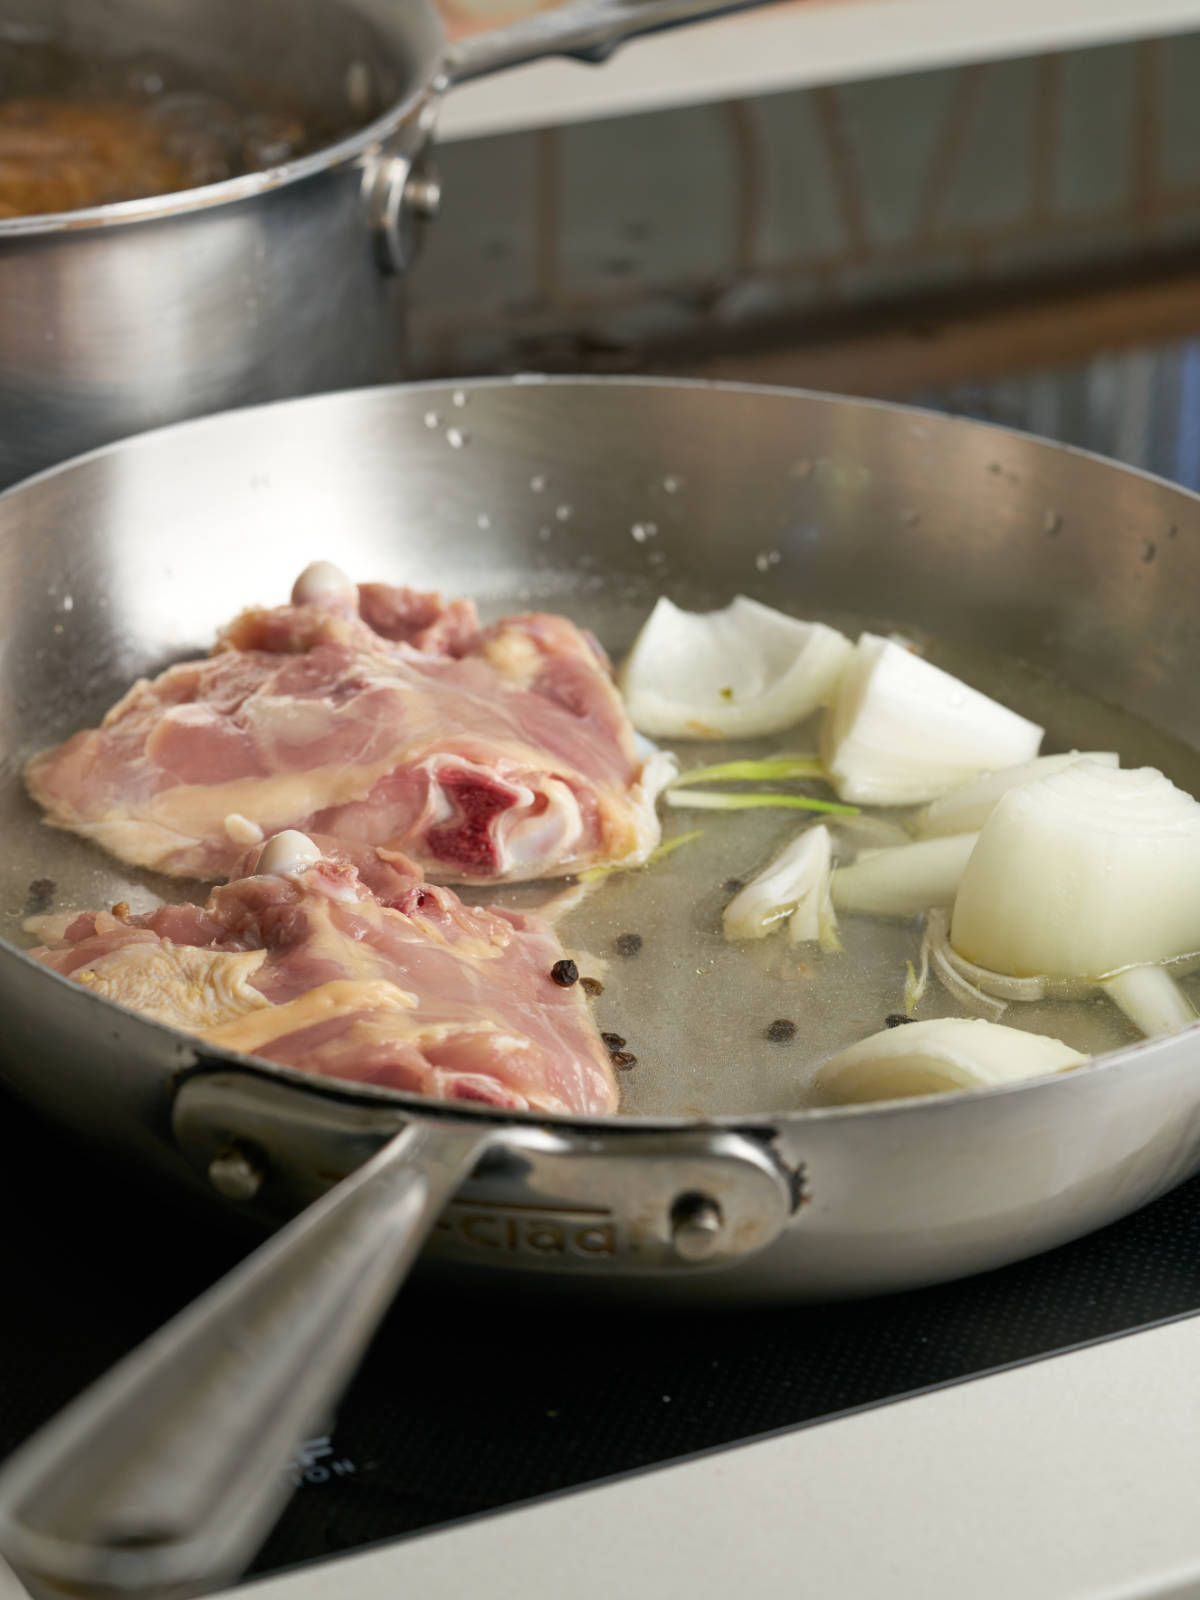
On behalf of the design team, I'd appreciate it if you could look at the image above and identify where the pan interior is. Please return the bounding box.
[3,379,1200,1119]
[463,614,1200,1116]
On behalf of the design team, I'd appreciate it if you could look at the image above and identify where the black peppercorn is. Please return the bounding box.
[765,1018,797,1043]
[601,1032,626,1051]
[580,976,604,997]
[885,1013,914,1028]
[614,932,643,958]
[25,877,55,914]
[550,959,579,987]
[611,1051,638,1069]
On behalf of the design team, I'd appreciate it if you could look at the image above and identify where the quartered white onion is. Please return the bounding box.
[951,761,1200,980]
[911,751,1118,839]
[619,595,853,740]
[948,761,1200,1037]
[821,634,1043,805]
[816,1017,1087,1104]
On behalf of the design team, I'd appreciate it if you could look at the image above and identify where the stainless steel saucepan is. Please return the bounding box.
[0,0,774,488]
[1,377,1199,1597]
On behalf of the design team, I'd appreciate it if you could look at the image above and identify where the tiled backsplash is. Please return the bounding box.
[407,32,1200,378]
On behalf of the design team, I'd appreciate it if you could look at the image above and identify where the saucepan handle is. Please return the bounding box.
[0,1118,493,1600]
[369,0,783,273]
[443,0,780,85]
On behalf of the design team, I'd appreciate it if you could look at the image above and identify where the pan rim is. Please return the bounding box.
[4,369,1200,513]
[5,374,1200,1135]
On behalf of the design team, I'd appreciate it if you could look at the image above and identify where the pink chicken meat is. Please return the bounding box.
[26,562,669,883]
[29,831,618,1115]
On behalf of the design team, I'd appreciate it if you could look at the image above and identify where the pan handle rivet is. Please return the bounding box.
[208,1144,264,1203]
[670,1192,723,1261]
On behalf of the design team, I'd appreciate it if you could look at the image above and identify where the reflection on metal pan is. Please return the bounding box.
[2,380,1200,1594]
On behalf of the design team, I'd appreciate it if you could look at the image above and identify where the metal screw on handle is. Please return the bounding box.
[403,171,443,224]
[207,1144,264,1202]
[670,1192,724,1260]
[366,146,442,276]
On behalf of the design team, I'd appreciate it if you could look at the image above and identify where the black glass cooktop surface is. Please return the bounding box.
[4,1057,1200,1585]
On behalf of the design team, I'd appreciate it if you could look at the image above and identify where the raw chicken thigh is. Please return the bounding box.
[30,831,618,1115]
[27,563,669,883]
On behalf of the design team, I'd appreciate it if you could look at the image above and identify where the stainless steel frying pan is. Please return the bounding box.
[2,378,1200,1597]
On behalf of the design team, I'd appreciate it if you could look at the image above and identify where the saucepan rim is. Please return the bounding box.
[5,375,1200,1139]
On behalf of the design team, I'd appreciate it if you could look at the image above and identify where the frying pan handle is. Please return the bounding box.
[0,1118,493,1600]
[443,0,780,85]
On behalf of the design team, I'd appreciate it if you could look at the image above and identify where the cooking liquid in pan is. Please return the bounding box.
[6,592,1200,1120]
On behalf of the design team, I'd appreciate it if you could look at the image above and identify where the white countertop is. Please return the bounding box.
[441,0,1200,141]
[228,1312,1200,1600]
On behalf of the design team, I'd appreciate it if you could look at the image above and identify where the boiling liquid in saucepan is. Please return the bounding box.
[6,598,1200,1119]
[0,39,351,215]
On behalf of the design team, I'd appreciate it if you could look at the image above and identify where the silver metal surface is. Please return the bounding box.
[0,0,777,487]
[443,0,770,82]
[670,1194,725,1260]
[3,374,1200,1584]
[172,1072,795,1274]
[2,376,1200,1300]
[0,0,444,488]
[360,94,442,278]
[915,337,1200,494]
[0,1118,491,1600]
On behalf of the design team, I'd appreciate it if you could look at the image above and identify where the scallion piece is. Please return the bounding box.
[670,757,826,789]
[665,790,859,816]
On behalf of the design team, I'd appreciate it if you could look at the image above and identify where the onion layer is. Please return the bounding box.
[620,596,853,740]
[911,751,1118,839]
[821,634,1043,805]
[816,1017,1087,1104]
[723,824,837,948]
[831,833,978,919]
[1101,964,1200,1037]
